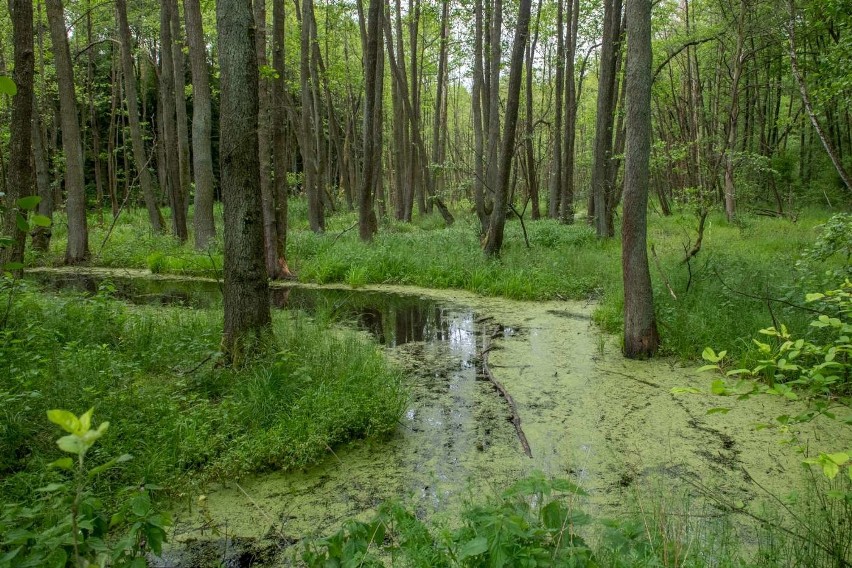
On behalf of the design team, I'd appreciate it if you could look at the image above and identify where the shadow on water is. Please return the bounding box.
[27,272,464,348]
[27,272,526,566]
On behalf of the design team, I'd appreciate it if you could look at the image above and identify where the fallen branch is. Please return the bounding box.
[681,209,707,265]
[480,325,532,458]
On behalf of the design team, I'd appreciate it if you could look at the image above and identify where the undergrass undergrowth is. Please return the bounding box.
[0,281,406,505]
[34,202,847,363]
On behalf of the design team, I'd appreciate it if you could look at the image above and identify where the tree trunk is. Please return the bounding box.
[300,0,324,232]
[160,0,188,241]
[430,0,450,210]
[184,0,216,247]
[787,0,852,192]
[591,0,622,238]
[359,0,383,241]
[724,0,747,222]
[1,0,34,271]
[471,0,488,231]
[482,0,532,256]
[46,0,89,263]
[560,0,580,224]
[117,0,165,234]
[271,0,292,276]
[549,0,564,220]
[217,0,272,362]
[622,0,659,358]
[169,0,192,221]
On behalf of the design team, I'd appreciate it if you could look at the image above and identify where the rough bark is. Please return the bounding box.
[160,0,188,241]
[560,0,580,224]
[117,0,165,234]
[471,0,488,230]
[1,0,35,270]
[169,0,192,219]
[591,0,622,238]
[271,0,291,276]
[548,0,564,219]
[622,0,660,358]
[482,0,532,256]
[184,0,216,247]
[359,0,382,241]
[46,0,89,263]
[300,0,324,232]
[217,0,272,361]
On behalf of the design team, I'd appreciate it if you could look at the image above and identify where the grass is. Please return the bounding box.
[0,280,406,504]
[33,200,848,365]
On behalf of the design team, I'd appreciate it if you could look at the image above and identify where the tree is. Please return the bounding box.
[622,0,660,358]
[358,0,383,241]
[270,0,292,277]
[117,0,165,235]
[160,0,188,241]
[218,0,272,360]
[481,0,533,256]
[184,0,216,247]
[0,0,34,271]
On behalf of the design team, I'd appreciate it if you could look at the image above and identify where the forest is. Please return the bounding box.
[0,0,850,565]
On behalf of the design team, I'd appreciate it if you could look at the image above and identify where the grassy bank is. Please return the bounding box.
[33,202,847,363]
[0,281,406,504]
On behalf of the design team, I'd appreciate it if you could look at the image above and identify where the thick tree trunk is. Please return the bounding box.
[160,0,188,241]
[46,0,89,263]
[482,0,532,256]
[117,0,165,234]
[1,0,35,271]
[217,0,272,362]
[184,0,216,247]
[622,0,660,358]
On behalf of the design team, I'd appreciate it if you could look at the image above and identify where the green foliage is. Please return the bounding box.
[303,472,595,568]
[0,409,170,568]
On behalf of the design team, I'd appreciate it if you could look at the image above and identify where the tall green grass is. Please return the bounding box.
[35,202,847,363]
[0,281,406,503]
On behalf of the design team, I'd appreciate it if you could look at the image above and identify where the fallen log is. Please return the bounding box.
[480,326,532,458]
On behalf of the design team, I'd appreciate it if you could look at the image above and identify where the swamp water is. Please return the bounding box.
[28,269,845,566]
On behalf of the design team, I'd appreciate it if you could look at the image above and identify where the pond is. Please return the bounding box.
[26,268,842,566]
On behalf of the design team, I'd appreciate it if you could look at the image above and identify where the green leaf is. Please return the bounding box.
[47,409,81,434]
[702,347,718,362]
[131,493,152,517]
[706,407,731,415]
[16,196,41,210]
[15,213,28,232]
[36,482,66,492]
[711,379,728,395]
[697,364,719,372]
[542,501,569,530]
[56,434,86,455]
[550,478,589,496]
[49,457,74,471]
[4,262,24,271]
[670,386,702,394]
[31,214,51,227]
[805,293,825,302]
[457,536,488,560]
[0,75,16,96]
[78,407,94,433]
[826,452,849,465]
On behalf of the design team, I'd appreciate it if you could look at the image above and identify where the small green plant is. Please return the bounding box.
[302,472,595,567]
[0,409,171,568]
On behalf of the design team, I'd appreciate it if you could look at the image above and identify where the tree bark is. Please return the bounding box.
[549,0,564,220]
[560,0,580,225]
[482,0,532,256]
[622,0,660,358]
[184,0,216,247]
[117,0,165,234]
[591,0,622,238]
[160,0,188,241]
[217,0,272,362]
[1,0,35,271]
[359,0,383,241]
[271,0,292,276]
[169,0,192,221]
[46,0,89,263]
[300,0,324,232]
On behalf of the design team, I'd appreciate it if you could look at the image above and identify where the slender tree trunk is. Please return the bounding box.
[300,0,324,232]
[430,0,450,209]
[170,0,191,220]
[359,0,383,241]
[160,0,188,240]
[46,0,89,263]
[1,0,35,270]
[482,0,532,256]
[622,0,659,358]
[787,0,852,192]
[271,0,292,276]
[472,0,487,230]
[31,108,53,251]
[591,0,622,237]
[560,0,580,224]
[184,0,216,247]
[116,0,165,234]
[724,0,747,222]
[549,0,564,220]
[217,0,271,362]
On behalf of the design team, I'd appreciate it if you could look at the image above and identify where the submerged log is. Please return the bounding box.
[480,326,532,458]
